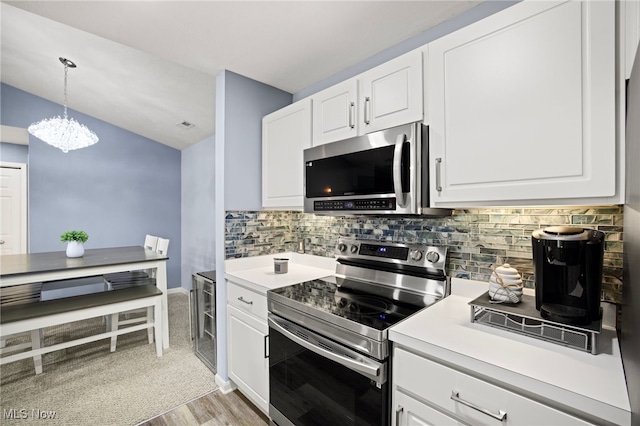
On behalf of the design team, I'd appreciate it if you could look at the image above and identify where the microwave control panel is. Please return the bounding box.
[314,198,396,211]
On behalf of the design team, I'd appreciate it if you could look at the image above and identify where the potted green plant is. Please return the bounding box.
[61,230,89,258]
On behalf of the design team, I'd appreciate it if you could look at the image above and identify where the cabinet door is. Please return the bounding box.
[312,79,358,145]
[394,348,595,426]
[227,305,269,412]
[428,0,616,206]
[394,391,464,426]
[262,98,311,209]
[360,50,423,134]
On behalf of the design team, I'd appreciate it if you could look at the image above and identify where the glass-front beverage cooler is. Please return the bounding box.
[191,271,216,373]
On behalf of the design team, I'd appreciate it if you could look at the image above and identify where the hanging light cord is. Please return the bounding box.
[63,62,69,120]
[59,57,76,120]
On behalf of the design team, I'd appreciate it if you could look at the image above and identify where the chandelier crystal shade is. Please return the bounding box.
[28,58,99,153]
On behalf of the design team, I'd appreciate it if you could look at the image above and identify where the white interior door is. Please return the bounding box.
[0,162,27,254]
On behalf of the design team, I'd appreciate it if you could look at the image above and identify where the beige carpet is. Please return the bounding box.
[0,292,218,425]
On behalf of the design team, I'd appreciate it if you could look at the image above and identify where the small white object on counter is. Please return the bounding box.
[389,278,631,426]
[488,263,523,303]
[225,252,336,294]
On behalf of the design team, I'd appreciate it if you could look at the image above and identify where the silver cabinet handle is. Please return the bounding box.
[238,296,253,305]
[364,97,371,125]
[264,335,269,359]
[451,391,507,421]
[0,240,5,244]
[435,157,443,193]
[395,405,404,426]
[349,102,355,129]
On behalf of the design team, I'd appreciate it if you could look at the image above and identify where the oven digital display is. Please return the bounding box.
[359,243,409,260]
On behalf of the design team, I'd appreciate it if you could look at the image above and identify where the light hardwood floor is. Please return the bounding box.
[138,390,270,426]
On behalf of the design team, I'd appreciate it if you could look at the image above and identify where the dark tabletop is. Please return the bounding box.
[0,246,169,277]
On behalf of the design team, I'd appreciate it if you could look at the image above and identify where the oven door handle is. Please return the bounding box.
[268,315,382,381]
[393,133,407,208]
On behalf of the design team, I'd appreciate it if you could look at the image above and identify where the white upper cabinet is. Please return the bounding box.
[428,0,617,207]
[360,49,424,134]
[262,98,311,209]
[311,49,424,147]
[311,79,358,146]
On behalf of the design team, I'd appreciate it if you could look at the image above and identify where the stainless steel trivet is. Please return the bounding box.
[469,292,602,355]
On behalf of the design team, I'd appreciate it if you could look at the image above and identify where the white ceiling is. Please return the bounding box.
[1,1,481,151]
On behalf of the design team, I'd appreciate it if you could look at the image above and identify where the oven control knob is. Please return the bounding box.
[350,244,359,254]
[426,251,440,263]
[337,243,347,253]
[410,250,423,261]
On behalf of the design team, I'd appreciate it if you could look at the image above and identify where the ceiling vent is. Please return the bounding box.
[176,120,195,130]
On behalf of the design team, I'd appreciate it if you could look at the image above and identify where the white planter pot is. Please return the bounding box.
[66,241,85,258]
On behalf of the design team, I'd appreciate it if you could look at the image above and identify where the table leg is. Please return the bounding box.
[155,261,169,349]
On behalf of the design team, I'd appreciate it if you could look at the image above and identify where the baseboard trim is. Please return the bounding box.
[167,287,189,295]
[215,374,236,394]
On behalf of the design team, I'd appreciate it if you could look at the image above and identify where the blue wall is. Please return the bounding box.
[0,142,28,163]
[214,70,291,382]
[222,71,292,210]
[181,133,216,288]
[0,83,182,289]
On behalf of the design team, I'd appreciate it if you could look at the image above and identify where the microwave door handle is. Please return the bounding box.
[393,134,407,207]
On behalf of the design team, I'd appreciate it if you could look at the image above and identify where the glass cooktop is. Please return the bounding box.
[269,278,426,331]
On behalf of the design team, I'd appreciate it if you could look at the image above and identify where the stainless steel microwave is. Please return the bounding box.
[303,122,450,216]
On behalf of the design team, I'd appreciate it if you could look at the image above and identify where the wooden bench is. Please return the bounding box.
[0,284,163,374]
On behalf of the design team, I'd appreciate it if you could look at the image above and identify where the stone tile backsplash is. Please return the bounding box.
[225,206,624,303]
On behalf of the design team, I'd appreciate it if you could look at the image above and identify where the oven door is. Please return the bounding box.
[303,122,424,215]
[268,314,389,426]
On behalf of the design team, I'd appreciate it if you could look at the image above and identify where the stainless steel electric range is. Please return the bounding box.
[267,238,449,426]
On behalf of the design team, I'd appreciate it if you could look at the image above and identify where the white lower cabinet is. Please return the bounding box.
[392,347,595,426]
[227,281,269,413]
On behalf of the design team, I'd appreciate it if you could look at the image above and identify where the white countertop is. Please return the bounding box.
[389,278,631,426]
[224,252,335,294]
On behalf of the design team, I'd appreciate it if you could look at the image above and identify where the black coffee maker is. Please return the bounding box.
[532,226,604,326]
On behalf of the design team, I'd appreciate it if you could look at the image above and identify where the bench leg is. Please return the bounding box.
[110,313,119,352]
[154,300,162,357]
[146,307,154,344]
[31,329,43,374]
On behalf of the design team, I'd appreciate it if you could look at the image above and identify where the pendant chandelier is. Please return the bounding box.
[28,57,99,153]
